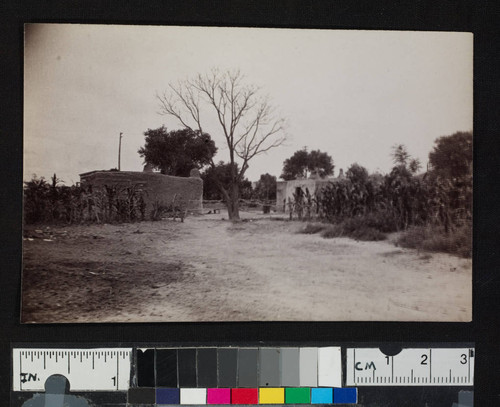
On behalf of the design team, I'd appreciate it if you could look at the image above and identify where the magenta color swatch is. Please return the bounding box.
[207,388,231,404]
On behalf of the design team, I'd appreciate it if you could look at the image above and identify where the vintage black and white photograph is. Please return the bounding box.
[22,24,472,323]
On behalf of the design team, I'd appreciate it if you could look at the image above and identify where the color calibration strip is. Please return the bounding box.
[130,347,350,404]
[128,386,357,405]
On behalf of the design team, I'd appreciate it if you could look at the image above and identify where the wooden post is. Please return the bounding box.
[118,132,123,171]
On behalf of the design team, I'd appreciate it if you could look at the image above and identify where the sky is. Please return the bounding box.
[24,24,472,184]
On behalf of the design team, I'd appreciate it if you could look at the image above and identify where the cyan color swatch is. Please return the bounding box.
[311,388,333,404]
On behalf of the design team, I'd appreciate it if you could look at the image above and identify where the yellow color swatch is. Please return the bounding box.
[259,388,285,404]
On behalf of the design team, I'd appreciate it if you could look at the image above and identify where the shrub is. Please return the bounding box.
[299,223,326,234]
[397,223,472,258]
[150,194,188,222]
[350,226,386,241]
[320,225,343,239]
[357,211,399,233]
[320,221,386,241]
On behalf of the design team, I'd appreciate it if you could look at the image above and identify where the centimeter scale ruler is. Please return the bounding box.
[345,348,474,386]
[12,345,474,406]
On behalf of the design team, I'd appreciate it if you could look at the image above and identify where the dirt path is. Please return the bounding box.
[21,213,472,323]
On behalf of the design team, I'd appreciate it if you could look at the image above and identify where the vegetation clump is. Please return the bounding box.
[299,223,327,234]
[397,223,472,258]
[286,132,472,257]
[23,174,186,224]
[320,220,387,241]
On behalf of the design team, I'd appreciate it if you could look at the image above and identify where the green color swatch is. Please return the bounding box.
[285,387,311,404]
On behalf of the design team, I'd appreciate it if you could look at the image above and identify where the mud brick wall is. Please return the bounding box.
[276,179,333,212]
[79,171,203,212]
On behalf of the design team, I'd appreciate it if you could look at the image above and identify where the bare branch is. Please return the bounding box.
[156,91,195,132]
[157,68,287,219]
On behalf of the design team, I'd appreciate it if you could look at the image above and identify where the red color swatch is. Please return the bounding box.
[231,388,259,404]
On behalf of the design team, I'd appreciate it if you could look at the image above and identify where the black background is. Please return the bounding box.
[1,1,499,405]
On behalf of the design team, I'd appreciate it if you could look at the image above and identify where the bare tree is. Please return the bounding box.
[157,69,286,220]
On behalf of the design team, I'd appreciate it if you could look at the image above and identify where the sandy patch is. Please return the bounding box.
[21,213,472,322]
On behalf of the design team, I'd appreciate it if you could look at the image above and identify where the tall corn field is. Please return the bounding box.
[290,166,471,235]
[23,175,148,224]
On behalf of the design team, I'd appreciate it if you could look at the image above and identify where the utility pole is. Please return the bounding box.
[118,132,123,171]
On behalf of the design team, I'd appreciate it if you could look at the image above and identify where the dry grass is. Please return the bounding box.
[298,223,327,234]
[321,223,387,241]
[299,219,387,241]
[397,223,472,258]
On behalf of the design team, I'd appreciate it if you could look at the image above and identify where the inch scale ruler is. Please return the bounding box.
[346,347,474,386]
[12,348,132,391]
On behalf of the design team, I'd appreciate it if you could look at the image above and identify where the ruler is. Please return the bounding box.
[345,347,474,386]
[12,348,132,391]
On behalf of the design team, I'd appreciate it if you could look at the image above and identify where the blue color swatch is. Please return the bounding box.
[156,388,180,404]
[333,387,357,404]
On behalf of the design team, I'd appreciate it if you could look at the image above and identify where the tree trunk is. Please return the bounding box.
[227,182,240,220]
[215,183,240,220]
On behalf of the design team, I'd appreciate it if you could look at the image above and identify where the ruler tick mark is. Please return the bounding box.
[429,349,432,381]
[391,355,394,382]
[353,349,356,383]
[468,348,471,382]
[116,351,119,390]
[19,350,22,391]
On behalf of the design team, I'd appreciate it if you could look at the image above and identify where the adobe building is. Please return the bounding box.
[276,169,344,212]
[79,167,203,213]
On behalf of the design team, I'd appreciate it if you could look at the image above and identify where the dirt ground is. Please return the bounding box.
[21,211,472,323]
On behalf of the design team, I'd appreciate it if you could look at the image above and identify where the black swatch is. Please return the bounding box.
[178,348,197,387]
[128,387,155,404]
[137,349,155,387]
[197,348,217,388]
[218,348,237,388]
[156,349,178,388]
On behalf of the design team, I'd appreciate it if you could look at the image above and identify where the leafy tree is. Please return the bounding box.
[428,131,473,226]
[346,163,369,184]
[280,149,309,180]
[281,148,334,180]
[138,126,217,177]
[391,144,421,174]
[408,158,422,174]
[157,69,286,220]
[201,162,252,201]
[391,144,411,167]
[308,150,335,178]
[23,175,50,223]
[429,131,472,179]
[254,173,277,201]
